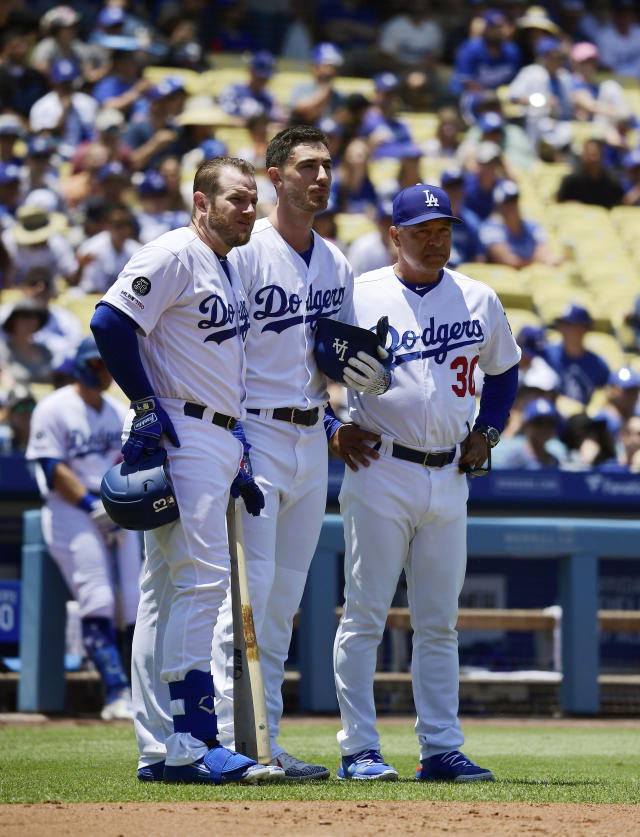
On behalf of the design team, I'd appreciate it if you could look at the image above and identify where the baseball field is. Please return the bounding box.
[1,716,639,835]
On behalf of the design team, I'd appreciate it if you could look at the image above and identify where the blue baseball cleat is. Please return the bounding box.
[163,746,285,785]
[137,760,166,782]
[416,750,495,782]
[337,749,399,781]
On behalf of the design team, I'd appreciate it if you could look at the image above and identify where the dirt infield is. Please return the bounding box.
[3,800,639,836]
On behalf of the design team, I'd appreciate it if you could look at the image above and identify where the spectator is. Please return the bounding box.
[358,72,419,160]
[158,155,189,213]
[209,0,257,53]
[570,42,630,128]
[439,167,484,267]
[0,297,54,390]
[0,265,83,364]
[0,29,48,118]
[492,397,568,469]
[124,81,184,171]
[0,161,22,227]
[133,170,189,244]
[318,0,377,76]
[542,303,609,406]
[508,36,574,154]
[561,412,618,469]
[71,107,132,174]
[457,108,534,174]
[235,111,271,170]
[594,366,640,439]
[91,47,151,116]
[2,202,78,287]
[462,140,506,220]
[290,42,345,124]
[20,136,63,208]
[620,147,640,205]
[75,202,140,293]
[376,0,445,109]
[346,197,395,276]
[218,50,284,123]
[596,0,640,81]
[0,383,36,454]
[162,18,207,71]
[30,5,89,78]
[617,414,640,472]
[556,137,625,208]
[479,179,560,268]
[29,59,99,160]
[329,138,378,215]
[513,4,563,66]
[62,143,110,210]
[0,113,25,165]
[450,9,522,120]
[422,106,463,159]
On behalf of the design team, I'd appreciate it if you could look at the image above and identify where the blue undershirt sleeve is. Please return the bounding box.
[38,457,62,490]
[475,363,519,433]
[90,302,154,402]
[323,403,343,441]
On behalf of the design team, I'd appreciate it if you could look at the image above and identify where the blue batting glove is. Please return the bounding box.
[122,396,180,465]
[230,451,264,517]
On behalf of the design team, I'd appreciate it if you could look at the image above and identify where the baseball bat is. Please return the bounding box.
[226,498,272,765]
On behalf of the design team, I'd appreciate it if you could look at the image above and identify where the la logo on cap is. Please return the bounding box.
[423,189,439,208]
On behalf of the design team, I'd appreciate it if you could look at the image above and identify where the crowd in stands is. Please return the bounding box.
[1,0,640,473]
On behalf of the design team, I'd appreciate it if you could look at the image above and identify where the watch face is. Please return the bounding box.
[486,427,500,447]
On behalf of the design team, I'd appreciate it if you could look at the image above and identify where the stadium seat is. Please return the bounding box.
[334,76,375,98]
[335,213,377,245]
[57,293,103,333]
[583,332,627,370]
[504,307,543,337]
[396,112,439,143]
[456,263,534,310]
[142,66,202,95]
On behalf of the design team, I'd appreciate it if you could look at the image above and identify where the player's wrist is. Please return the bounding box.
[78,492,99,513]
[472,423,500,448]
[131,396,156,416]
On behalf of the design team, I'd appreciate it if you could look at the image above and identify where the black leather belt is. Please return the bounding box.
[391,443,456,468]
[183,401,237,430]
[246,407,319,426]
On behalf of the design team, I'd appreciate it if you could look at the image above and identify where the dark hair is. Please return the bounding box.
[193,156,255,198]
[266,125,329,170]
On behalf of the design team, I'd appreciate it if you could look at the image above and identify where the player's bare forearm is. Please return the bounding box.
[329,422,381,472]
[51,461,90,505]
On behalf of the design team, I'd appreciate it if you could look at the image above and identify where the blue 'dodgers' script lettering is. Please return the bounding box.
[253,283,345,333]
[386,316,484,365]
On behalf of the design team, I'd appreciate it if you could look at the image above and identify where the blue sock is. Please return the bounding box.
[81,617,129,700]
[169,669,219,745]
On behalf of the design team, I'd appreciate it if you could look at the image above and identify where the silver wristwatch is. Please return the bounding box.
[474,424,500,448]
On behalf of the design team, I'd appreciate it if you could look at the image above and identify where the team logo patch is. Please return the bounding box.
[132,276,151,296]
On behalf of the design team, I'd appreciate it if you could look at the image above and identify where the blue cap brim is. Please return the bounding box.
[395,212,463,226]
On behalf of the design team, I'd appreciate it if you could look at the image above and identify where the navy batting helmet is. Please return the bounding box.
[314,316,390,383]
[74,335,103,388]
[100,448,179,530]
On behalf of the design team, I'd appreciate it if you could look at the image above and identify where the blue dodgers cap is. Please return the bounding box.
[50,58,80,83]
[0,162,21,183]
[623,148,640,169]
[97,5,125,27]
[440,165,465,186]
[478,111,505,133]
[555,302,592,327]
[148,79,178,100]
[536,36,563,56]
[0,114,24,136]
[250,50,275,78]
[608,366,640,388]
[376,196,394,220]
[137,169,167,194]
[98,161,129,181]
[523,397,559,424]
[199,138,228,160]
[517,325,546,356]
[493,179,520,204]
[392,183,462,226]
[312,42,343,66]
[374,71,399,92]
[483,9,506,26]
[317,116,343,137]
[27,135,55,156]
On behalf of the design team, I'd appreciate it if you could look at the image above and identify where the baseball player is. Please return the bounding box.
[25,335,141,720]
[332,183,521,780]
[90,157,284,784]
[211,125,390,779]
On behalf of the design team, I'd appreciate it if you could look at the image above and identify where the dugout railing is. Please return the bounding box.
[14,508,640,715]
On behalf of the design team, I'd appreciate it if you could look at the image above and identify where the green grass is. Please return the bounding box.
[1,722,638,804]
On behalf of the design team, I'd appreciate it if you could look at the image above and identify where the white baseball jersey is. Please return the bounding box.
[344,266,521,449]
[26,384,128,499]
[102,227,248,417]
[228,217,353,409]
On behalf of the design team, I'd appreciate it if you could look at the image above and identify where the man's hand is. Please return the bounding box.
[89,497,120,544]
[343,347,392,395]
[230,451,265,516]
[121,397,180,465]
[329,423,381,472]
[458,430,490,477]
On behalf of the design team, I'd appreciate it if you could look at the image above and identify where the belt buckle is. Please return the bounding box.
[422,450,431,467]
[289,408,297,424]
[226,415,236,430]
